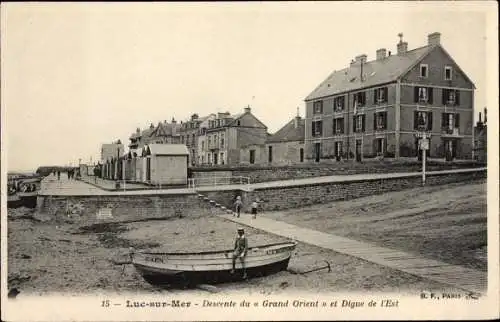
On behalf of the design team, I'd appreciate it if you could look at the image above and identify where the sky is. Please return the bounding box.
[1,2,496,172]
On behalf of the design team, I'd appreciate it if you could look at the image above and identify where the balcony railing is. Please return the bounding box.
[442,127,460,136]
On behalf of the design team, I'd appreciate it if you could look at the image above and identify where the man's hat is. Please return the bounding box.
[237,227,244,232]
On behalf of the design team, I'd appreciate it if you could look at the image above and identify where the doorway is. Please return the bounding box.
[355,139,362,162]
[314,143,321,162]
[146,157,151,182]
[213,153,218,165]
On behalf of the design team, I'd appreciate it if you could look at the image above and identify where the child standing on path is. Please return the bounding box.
[251,199,259,219]
[234,196,243,218]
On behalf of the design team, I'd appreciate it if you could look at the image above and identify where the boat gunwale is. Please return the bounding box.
[136,241,297,256]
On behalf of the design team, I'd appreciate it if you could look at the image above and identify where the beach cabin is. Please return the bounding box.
[141,144,189,186]
[122,150,137,182]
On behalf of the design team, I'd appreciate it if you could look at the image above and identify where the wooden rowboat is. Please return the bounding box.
[131,241,297,286]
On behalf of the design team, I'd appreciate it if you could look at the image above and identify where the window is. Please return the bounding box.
[249,150,255,164]
[313,101,323,114]
[374,138,386,155]
[220,136,225,149]
[181,136,184,144]
[414,87,433,104]
[220,153,224,165]
[268,146,273,163]
[444,66,453,80]
[208,137,211,148]
[334,96,344,112]
[414,111,433,131]
[208,154,211,164]
[333,118,344,134]
[420,64,428,78]
[441,113,460,133]
[300,148,304,162]
[442,89,460,106]
[374,112,387,130]
[201,141,205,150]
[237,120,241,126]
[374,87,388,104]
[353,115,365,133]
[311,120,323,137]
[192,134,195,145]
[353,92,366,107]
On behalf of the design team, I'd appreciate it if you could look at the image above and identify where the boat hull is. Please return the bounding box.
[132,242,296,286]
[135,257,290,286]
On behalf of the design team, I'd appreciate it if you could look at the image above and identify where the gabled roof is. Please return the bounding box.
[305,45,433,101]
[267,117,305,143]
[142,144,189,156]
[227,111,268,129]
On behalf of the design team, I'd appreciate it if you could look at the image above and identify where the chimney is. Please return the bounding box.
[293,107,301,129]
[484,107,487,124]
[244,105,251,113]
[428,32,441,46]
[136,127,140,133]
[397,33,408,55]
[355,54,367,64]
[191,113,199,121]
[376,48,387,60]
[478,112,482,123]
[150,123,154,129]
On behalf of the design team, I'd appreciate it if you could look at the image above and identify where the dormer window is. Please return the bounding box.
[444,66,453,80]
[313,101,323,114]
[420,64,428,78]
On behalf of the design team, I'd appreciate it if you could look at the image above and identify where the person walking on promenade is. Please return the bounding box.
[251,199,259,219]
[230,228,248,279]
[234,196,243,218]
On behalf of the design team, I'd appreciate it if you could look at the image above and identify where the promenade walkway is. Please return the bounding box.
[39,174,194,196]
[219,212,486,294]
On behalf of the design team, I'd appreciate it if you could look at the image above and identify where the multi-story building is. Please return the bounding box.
[304,32,475,162]
[198,107,267,166]
[128,119,181,151]
[179,114,213,166]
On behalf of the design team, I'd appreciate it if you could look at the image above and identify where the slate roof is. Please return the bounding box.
[305,45,433,101]
[267,117,305,143]
[143,144,189,156]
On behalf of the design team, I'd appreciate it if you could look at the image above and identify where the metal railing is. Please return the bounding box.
[187,176,251,188]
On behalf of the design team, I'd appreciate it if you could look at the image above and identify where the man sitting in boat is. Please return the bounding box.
[231,228,248,278]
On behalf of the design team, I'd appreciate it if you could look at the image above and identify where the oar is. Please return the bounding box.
[289,261,331,275]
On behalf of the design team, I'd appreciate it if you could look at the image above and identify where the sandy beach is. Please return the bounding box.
[7,179,484,296]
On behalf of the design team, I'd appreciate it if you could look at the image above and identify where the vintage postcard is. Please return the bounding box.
[1,1,498,321]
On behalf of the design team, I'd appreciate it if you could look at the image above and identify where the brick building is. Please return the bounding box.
[198,107,268,166]
[304,32,475,162]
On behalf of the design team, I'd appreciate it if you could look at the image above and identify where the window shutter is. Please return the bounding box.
[384,87,388,102]
[442,89,447,105]
[373,139,377,155]
[353,116,357,132]
[414,111,418,130]
[414,87,419,103]
[362,115,366,132]
[373,113,377,130]
[311,121,316,136]
[341,118,345,133]
[384,112,388,129]
[427,112,433,131]
[455,113,460,128]
[374,89,378,104]
[428,88,433,104]
[441,113,446,128]
[333,119,337,134]
[455,91,460,106]
[318,121,323,135]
